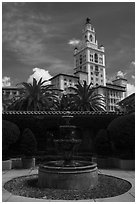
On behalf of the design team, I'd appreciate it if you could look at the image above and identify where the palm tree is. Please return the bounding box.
[56,94,73,111]
[69,81,106,111]
[8,78,58,111]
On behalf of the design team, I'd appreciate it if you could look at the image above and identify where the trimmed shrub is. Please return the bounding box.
[20,128,37,157]
[94,129,112,157]
[107,113,135,159]
[2,120,20,158]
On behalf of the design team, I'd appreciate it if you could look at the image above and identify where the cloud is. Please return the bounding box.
[107,70,126,83]
[130,61,135,66]
[2,3,73,75]
[106,37,135,82]
[116,71,125,78]
[27,68,52,84]
[2,76,11,87]
[68,39,80,46]
[3,3,60,65]
[124,61,135,83]
[127,83,135,96]
[107,61,135,85]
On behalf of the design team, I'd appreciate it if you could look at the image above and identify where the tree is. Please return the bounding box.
[2,120,20,157]
[7,78,58,111]
[56,94,73,111]
[69,81,106,111]
[107,113,135,159]
[94,129,112,156]
[20,128,37,157]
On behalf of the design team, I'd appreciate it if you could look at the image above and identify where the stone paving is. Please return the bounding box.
[2,167,135,202]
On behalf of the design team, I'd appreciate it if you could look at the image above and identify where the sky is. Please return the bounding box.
[2,2,135,95]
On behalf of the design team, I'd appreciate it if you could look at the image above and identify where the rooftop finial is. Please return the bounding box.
[86,17,91,24]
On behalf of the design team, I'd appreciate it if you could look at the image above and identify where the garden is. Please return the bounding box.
[2,78,135,201]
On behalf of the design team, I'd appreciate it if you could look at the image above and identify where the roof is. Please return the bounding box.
[74,71,88,74]
[112,78,127,82]
[2,110,125,116]
[94,84,126,92]
[118,93,135,105]
[106,83,126,89]
[50,73,79,81]
[2,86,23,90]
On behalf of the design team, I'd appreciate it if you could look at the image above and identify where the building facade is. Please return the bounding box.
[50,18,127,111]
[94,83,127,111]
[74,18,106,87]
[50,73,78,94]
[2,87,23,110]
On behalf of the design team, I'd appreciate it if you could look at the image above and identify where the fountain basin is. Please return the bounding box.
[38,161,98,190]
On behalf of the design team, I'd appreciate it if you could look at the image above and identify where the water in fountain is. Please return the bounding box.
[38,113,98,190]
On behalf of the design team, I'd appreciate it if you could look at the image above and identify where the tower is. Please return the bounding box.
[112,74,127,98]
[74,18,106,86]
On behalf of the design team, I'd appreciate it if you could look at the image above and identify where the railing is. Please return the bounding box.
[2,110,125,116]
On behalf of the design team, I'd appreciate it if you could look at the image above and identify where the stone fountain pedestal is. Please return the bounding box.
[38,161,98,190]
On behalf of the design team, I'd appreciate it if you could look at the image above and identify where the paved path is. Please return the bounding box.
[2,167,135,202]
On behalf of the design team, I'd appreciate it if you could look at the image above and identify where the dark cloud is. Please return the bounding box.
[2,2,135,85]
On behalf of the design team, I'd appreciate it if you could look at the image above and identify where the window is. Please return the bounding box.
[96,78,98,81]
[99,57,103,64]
[13,91,17,95]
[5,91,10,95]
[95,65,99,72]
[90,66,93,70]
[95,73,99,76]
[91,72,93,75]
[91,77,93,80]
[101,74,103,77]
[83,66,86,72]
[64,78,66,81]
[96,83,98,86]
[84,55,86,62]
[94,53,98,63]
[80,55,82,64]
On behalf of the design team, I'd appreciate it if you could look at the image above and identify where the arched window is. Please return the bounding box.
[94,53,98,63]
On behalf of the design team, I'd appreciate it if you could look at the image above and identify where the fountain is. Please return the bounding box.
[38,114,98,190]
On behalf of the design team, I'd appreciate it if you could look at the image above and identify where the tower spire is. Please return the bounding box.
[86,17,91,24]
